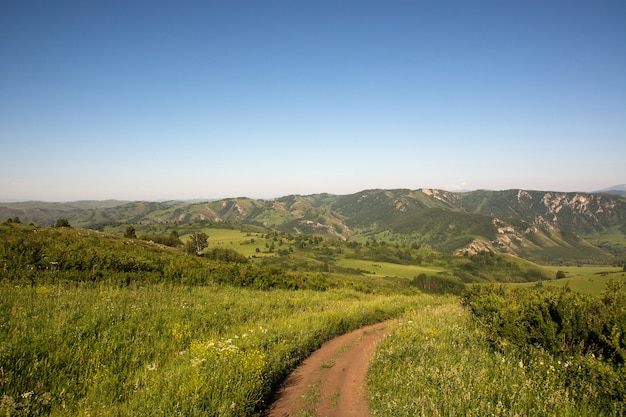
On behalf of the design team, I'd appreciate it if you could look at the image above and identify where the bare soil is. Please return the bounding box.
[265,320,394,417]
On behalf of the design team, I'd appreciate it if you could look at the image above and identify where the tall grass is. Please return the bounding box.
[0,283,419,416]
[368,302,624,416]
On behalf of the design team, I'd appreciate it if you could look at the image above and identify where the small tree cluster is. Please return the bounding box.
[55,218,71,228]
[124,225,137,238]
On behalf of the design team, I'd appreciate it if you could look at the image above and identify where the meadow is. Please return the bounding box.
[544,265,625,276]
[334,258,445,278]
[1,222,624,416]
[510,265,626,295]
[101,222,555,286]
[368,283,626,416]
[0,283,420,416]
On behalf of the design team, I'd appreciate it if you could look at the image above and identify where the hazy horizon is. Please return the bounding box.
[1,183,625,204]
[2,1,625,202]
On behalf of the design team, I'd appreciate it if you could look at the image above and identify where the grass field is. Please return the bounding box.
[583,227,626,251]
[508,266,626,295]
[544,265,624,277]
[2,221,624,416]
[335,258,444,279]
[188,228,269,258]
[0,283,421,416]
[368,300,624,416]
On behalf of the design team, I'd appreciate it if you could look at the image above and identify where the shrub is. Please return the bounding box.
[204,248,248,263]
[54,218,70,228]
[461,283,626,412]
[140,233,183,248]
[410,273,465,295]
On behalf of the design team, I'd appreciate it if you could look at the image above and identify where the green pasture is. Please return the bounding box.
[507,270,626,295]
[177,228,272,258]
[195,227,252,243]
[199,228,263,256]
[536,265,624,296]
[583,226,626,249]
[254,209,294,226]
[335,258,445,279]
[179,227,252,246]
[544,264,623,277]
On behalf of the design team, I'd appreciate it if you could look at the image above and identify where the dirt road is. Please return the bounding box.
[265,320,394,417]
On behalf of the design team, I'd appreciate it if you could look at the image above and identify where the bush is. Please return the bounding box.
[204,248,248,263]
[410,273,465,295]
[54,218,70,228]
[461,283,626,412]
[140,233,182,248]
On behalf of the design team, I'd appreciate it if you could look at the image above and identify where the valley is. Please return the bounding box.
[2,188,624,265]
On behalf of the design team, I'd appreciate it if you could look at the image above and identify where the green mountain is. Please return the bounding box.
[0,200,130,227]
[2,189,625,263]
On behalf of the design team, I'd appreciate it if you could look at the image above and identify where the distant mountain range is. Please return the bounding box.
[1,188,625,264]
[595,184,626,197]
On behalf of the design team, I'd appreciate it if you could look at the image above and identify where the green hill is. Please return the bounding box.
[0,222,331,290]
[2,188,625,264]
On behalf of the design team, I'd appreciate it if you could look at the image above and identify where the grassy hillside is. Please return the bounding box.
[1,282,421,416]
[121,222,553,285]
[508,265,626,296]
[369,284,626,416]
[0,220,423,416]
[1,218,556,296]
[0,223,329,290]
[0,221,464,295]
[2,187,625,265]
[0,200,130,226]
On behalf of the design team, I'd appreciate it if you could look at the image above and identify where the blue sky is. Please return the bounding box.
[1,0,625,201]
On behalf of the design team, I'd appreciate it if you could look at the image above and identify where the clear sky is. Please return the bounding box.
[1,0,625,201]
